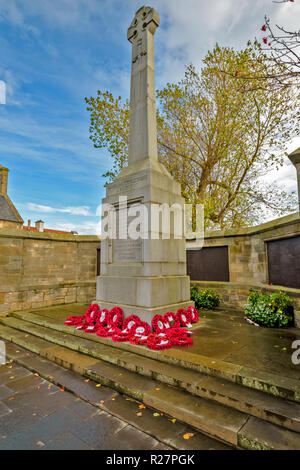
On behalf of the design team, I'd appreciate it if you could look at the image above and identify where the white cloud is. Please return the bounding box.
[26,203,92,216]
[48,220,100,235]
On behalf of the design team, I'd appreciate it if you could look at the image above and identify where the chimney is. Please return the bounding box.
[35,220,44,232]
[288,147,300,211]
[28,219,31,231]
[0,166,9,196]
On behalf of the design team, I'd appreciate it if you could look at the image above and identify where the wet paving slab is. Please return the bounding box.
[0,357,173,450]
[0,341,232,450]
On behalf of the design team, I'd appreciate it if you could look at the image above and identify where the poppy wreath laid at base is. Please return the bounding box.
[147,333,172,350]
[64,305,198,351]
[187,305,199,323]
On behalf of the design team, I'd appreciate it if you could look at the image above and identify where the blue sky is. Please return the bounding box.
[0,0,299,234]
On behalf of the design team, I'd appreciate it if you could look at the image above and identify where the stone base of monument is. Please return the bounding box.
[96,159,193,324]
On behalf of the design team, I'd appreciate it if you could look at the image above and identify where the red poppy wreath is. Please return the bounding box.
[107,307,123,328]
[177,309,193,328]
[187,305,199,323]
[129,321,151,346]
[164,312,180,329]
[64,315,85,326]
[147,333,172,351]
[111,315,141,342]
[96,308,110,328]
[97,326,121,337]
[85,304,100,324]
[170,330,193,347]
[152,314,168,334]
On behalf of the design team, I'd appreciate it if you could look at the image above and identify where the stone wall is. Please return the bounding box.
[187,212,300,284]
[0,228,99,315]
[187,212,300,327]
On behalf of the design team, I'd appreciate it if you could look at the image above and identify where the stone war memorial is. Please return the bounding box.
[0,3,300,452]
[96,6,192,323]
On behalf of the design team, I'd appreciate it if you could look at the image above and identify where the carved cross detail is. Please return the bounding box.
[127,6,160,64]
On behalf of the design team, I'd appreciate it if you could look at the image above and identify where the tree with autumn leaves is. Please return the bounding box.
[86,42,299,231]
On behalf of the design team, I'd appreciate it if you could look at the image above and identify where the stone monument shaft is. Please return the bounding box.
[127,6,159,164]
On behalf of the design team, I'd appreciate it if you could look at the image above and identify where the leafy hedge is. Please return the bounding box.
[190,286,220,310]
[244,290,293,328]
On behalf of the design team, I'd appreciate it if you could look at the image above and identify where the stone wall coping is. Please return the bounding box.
[192,280,300,297]
[0,227,100,243]
[187,212,300,244]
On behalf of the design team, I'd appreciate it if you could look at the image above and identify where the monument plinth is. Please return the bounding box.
[96,6,192,323]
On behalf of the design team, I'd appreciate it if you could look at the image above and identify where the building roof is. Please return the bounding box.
[22,226,73,234]
[0,194,22,223]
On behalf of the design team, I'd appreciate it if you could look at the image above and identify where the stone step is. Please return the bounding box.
[2,315,300,434]
[1,323,300,450]
[0,322,245,447]
[10,310,300,404]
[0,317,299,445]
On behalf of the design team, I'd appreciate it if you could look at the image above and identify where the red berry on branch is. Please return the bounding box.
[263,37,267,44]
[261,25,266,32]
[235,70,239,76]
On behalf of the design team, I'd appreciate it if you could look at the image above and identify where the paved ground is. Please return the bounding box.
[0,349,171,450]
[188,307,300,380]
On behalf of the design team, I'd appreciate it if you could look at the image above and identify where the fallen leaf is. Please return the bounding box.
[138,405,146,409]
[99,400,105,404]
[281,347,287,351]
[153,413,160,417]
[170,419,176,423]
[36,386,40,390]
[231,341,238,344]
[136,412,142,417]
[183,433,194,440]
[60,387,65,392]
[112,398,115,401]
[9,397,14,401]
[34,373,39,377]
[96,384,101,388]
[155,388,160,391]
[48,385,52,390]
[15,351,20,353]
[7,366,12,369]
[9,376,15,379]
[84,379,90,383]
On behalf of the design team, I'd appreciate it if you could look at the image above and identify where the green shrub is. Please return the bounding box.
[190,286,220,310]
[244,290,293,328]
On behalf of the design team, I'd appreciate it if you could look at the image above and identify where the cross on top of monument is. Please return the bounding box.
[127,5,160,44]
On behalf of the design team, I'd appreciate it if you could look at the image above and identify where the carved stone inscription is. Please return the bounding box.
[112,202,143,263]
